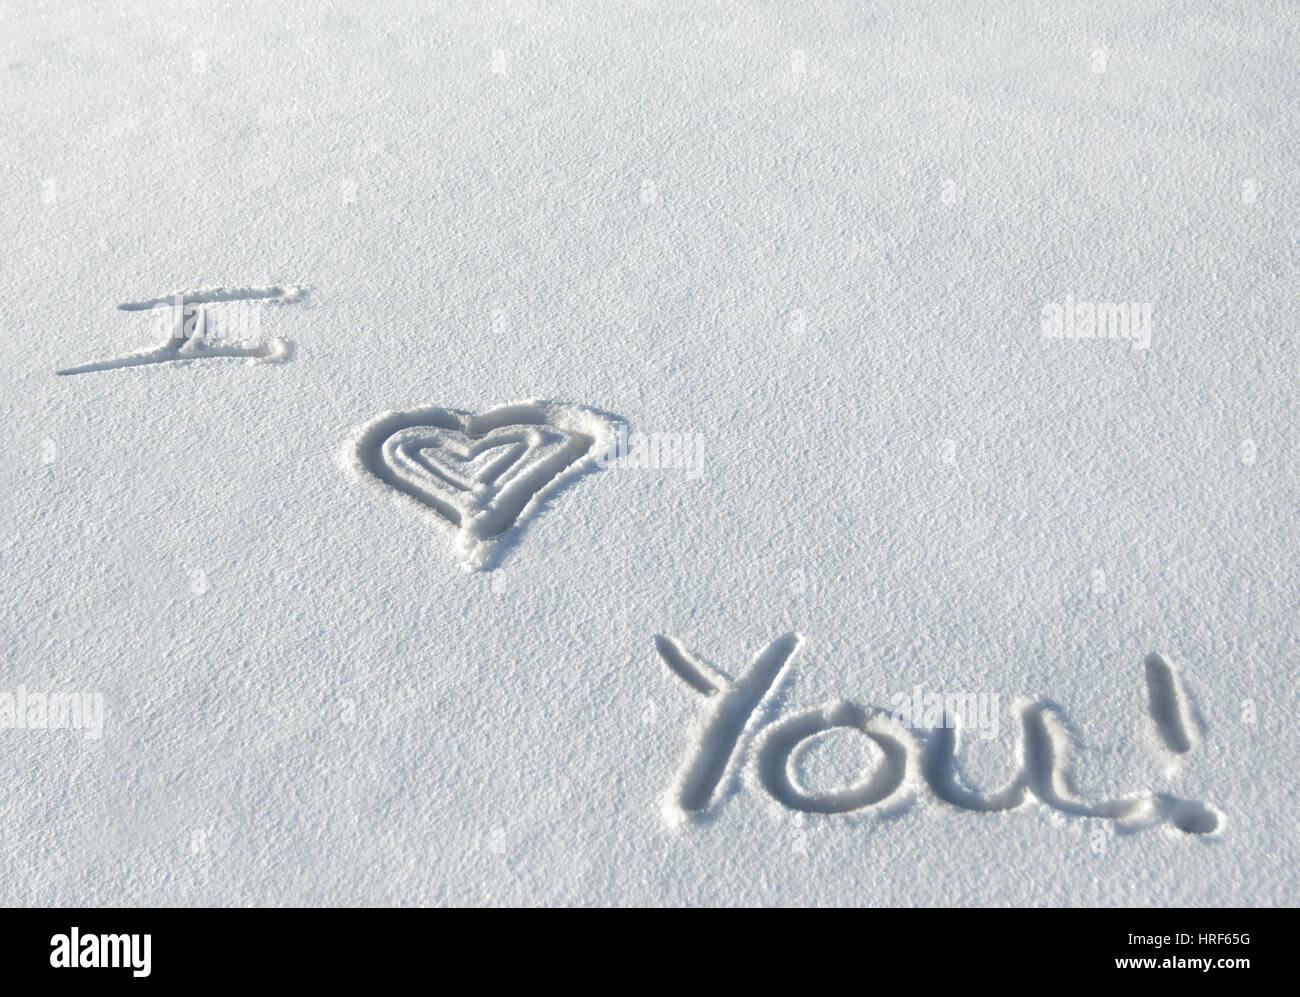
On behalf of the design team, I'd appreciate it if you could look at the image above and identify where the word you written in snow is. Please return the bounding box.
[653,633,1222,836]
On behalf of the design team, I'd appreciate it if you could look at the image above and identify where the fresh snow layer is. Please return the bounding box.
[1,0,1297,906]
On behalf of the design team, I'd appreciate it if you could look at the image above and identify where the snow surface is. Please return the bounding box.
[1,0,1297,906]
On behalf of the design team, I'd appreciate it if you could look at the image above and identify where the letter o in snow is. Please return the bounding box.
[755,701,910,814]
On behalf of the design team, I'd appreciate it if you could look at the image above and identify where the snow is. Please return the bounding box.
[1,0,1296,905]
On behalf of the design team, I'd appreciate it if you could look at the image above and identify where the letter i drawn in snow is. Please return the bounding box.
[56,285,305,375]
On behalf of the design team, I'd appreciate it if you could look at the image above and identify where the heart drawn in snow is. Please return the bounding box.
[343,401,618,570]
